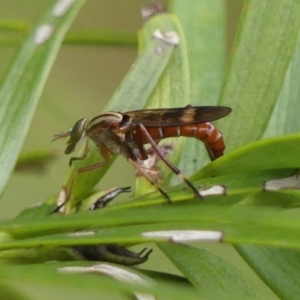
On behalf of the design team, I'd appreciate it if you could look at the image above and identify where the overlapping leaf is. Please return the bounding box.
[0,0,86,197]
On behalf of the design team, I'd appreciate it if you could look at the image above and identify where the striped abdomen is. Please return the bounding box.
[144,122,225,161]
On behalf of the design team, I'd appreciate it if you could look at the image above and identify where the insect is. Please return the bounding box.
[53,105,231,206]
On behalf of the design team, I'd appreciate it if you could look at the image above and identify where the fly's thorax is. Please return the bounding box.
[87,112,133,154]
[102,130,126,154]
[90,128,138,161]
[87,112,124,135]
[85,111,142,160]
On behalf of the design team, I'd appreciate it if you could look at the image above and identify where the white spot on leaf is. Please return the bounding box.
[56,186,67,213]
[135,293,156,300]
[142,230,223,242]
[58,264,155,300]
[52,0,74,17]
[153,29,180,45]
[265,174,300,191]
[34,24,54,45]
[68,231,96,237]
[59,263,148,284]
[199,185,226,197]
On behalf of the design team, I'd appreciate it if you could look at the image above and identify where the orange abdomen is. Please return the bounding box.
[145,122,225,160]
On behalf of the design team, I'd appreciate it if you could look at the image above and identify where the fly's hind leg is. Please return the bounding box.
[137,123,203,200]
[128,158,172,203]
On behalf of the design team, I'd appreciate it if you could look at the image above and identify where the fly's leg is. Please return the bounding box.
[58,146,112,213]
[137,123,203,200]
[128,158,172,203]
[53,159,109,214]
[69,139,90,166]
[67,160,109,200]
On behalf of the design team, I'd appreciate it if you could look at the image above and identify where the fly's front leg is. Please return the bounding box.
[54,159,109,214]
[137,123,203,200]
[67,159,109,199]
[69,139,90,166]
[54,146,111,213]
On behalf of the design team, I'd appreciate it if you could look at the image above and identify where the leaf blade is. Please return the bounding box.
[219,0,300,151]
[159,243,266,299]
[0,0,86,197]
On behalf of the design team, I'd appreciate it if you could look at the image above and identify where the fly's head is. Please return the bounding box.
[52,118,89,154]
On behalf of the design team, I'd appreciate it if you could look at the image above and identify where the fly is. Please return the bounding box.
[53,105,232,207]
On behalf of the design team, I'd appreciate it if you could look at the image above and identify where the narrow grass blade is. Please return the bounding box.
[236,246,300,300]
[219,0,300,151]
[159,243,266,299]
[169,0,226,176]
[0,0,86,197]
[192,133,300,180]
[235,21,300,300]
[264,29,300,137]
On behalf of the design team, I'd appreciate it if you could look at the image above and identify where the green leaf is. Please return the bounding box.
[64,30,137,47]
[192,133,300,180]
[169,0,226,177]
[1,183,300,249]
[236,246,300,300]
[15,149,56,173]
[219,0,300,152]
[0,262,137,299]
[234,19,300,300]
[0,19,29,32]
[0,262,201,300]
[0,21,138,48]
[159,243,266,299]
[0,0,86,197]
[0,280,31,300]
[264,27,300,137]
[170,0,225,106]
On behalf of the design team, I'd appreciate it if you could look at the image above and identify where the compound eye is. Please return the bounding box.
[65,118,88,154]
[65,143,76,154]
